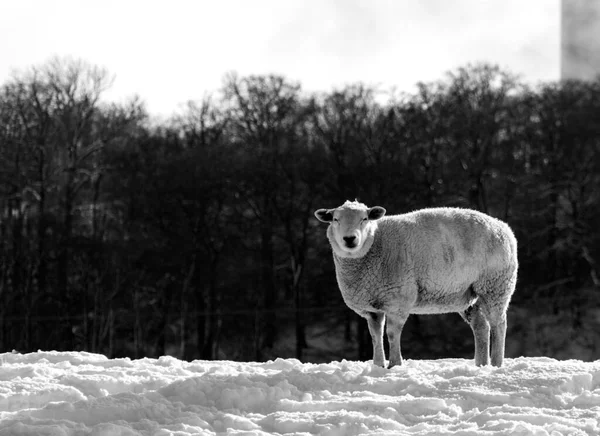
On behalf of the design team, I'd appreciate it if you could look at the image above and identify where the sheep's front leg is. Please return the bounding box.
[386,312,409,368]
[366,312,386,367]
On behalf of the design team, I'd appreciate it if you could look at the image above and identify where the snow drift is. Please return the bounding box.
[0,351,598,435]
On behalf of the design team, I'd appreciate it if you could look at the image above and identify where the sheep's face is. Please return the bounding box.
[315,201,386,258]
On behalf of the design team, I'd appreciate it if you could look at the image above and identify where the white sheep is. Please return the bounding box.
[315,200,518,368]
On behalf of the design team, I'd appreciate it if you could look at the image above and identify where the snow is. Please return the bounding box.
[0,352,599,435]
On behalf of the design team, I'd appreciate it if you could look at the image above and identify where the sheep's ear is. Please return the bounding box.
[368,206,386,220]
[315,208,334,223]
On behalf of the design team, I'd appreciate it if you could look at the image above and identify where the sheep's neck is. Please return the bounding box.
[332,236,383,310]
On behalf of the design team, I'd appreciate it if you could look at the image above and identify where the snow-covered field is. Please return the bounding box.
[0,352,599,435]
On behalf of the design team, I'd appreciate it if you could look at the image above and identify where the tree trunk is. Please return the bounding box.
[36,176,47,297]
[196,280,206,360]
[202,255,220,359]
[357,315,370,361]
[260,217,277,350]
[133,288,144,359]
[155,286,171,357]
[59,171,75,348]
[179,258,195,360]
[108,308,115,358]
[292,259,307,360]
[344,311,352,342]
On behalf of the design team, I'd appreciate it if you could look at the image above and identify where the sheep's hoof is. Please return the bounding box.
[475,358,491,367]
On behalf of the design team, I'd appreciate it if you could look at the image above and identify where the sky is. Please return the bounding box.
[0,0,559,117]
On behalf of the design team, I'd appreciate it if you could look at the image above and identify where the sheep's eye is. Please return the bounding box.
[333,218,339,223]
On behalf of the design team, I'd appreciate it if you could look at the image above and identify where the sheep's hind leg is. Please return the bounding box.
[460,302,490,366]
[480,268,517,367]
[366,312,386,367]
[489,314,507,367]
[386,312,409,369]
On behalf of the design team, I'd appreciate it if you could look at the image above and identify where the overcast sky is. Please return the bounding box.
[0,0,559,117]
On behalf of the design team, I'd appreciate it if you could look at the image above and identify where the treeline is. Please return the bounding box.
[1,58,599,361]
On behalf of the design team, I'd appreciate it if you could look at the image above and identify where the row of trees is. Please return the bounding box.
[1,58,599,361]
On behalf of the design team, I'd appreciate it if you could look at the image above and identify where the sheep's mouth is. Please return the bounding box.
[342,240,360,250]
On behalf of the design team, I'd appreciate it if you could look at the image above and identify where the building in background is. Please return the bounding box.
[561,0,600,80]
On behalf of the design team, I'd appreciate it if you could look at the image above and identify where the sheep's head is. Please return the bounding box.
[315,200,386,258]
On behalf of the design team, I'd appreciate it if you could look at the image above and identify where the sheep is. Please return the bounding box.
[315,200,518,368]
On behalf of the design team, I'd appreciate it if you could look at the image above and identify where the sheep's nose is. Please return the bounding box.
[343,236,356,246]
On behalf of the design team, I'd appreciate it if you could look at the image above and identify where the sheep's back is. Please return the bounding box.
[380,208,517,289]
